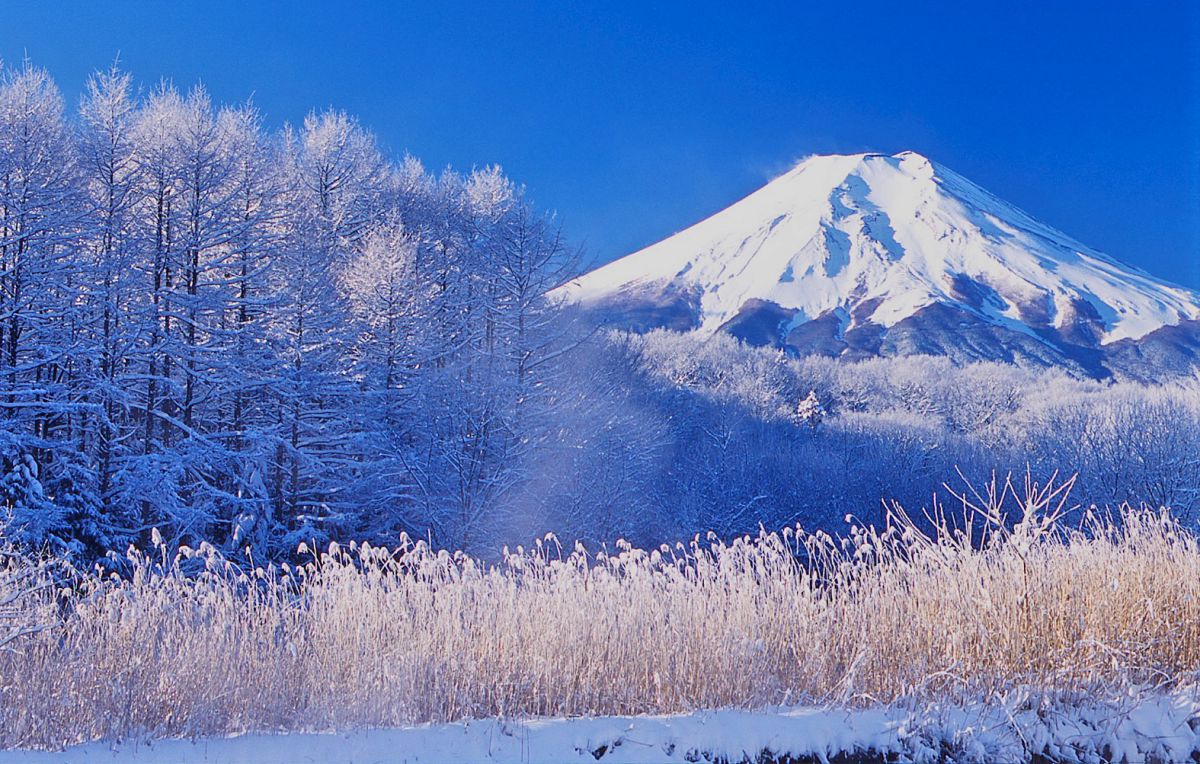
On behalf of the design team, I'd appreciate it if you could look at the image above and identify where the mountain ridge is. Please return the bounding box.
[559,151,1200,379]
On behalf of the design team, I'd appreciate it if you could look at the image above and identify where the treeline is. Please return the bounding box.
[599,330,1200,538]
[0,62,579,557]
[2,61,1196,562]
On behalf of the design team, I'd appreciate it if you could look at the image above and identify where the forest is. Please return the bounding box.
[0,60,1198,563]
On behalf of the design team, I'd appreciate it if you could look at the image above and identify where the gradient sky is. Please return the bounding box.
[2,1,1198,285]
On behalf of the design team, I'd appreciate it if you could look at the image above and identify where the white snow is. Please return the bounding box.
[560,152,1200,344]
[5,690,1197,764]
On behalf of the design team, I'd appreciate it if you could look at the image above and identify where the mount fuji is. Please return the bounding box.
[559,152,1200,380]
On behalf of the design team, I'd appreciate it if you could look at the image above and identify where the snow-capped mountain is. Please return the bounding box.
[558,151,1200,379]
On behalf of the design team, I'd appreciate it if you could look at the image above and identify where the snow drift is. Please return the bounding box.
[6,692,1199,764]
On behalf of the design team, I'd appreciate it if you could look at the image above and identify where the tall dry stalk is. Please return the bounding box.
[1,475,1198,750]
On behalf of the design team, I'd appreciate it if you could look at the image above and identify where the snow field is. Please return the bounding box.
[3,692,1198,763]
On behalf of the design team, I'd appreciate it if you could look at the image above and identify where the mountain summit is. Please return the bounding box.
[560,152,1200,378]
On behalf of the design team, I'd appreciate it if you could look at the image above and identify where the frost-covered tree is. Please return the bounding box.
[0,62,86,548]
[0,60,1197,561]
[266,111,385,546]
[794,390,825,429]
[74,63,144,551]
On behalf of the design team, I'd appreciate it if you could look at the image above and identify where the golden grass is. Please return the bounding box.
[1,475,1198,750]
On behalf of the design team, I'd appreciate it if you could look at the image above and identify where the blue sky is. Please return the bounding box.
[2,1,1198,284]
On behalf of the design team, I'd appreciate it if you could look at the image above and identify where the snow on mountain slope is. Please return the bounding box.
[559,152,1200,378]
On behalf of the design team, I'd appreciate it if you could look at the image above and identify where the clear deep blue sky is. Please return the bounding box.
[2,1,1198,284]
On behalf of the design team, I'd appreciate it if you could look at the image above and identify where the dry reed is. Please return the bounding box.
[1,475,1198,750]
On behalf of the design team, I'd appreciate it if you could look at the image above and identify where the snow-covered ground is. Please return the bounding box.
[4,690,1197,764]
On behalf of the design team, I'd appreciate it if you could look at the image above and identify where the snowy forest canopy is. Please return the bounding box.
[1,61,1197,560]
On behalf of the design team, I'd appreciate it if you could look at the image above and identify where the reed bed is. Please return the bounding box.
[1,475,1199,750]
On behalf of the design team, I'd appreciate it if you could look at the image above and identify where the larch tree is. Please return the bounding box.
[0,62,86,548]
[75,63,144,551]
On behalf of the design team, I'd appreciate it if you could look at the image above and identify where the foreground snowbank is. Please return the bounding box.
[4,690,1197,764]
